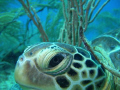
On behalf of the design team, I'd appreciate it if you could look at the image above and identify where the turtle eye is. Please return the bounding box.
[48,54,65,68]
[37,49,73,75]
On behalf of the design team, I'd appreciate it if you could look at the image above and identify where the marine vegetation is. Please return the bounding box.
[0,0,120,90]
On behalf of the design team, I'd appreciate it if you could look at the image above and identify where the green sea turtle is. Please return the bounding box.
[14,29,120,90]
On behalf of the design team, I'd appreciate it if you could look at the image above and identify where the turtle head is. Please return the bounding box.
[15,42,107,90]
[14,42,73,90]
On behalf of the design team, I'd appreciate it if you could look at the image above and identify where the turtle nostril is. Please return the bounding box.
[18,55,24,62]
[20,57,24,61]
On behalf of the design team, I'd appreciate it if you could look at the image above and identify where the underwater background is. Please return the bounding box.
[0,0,120,90]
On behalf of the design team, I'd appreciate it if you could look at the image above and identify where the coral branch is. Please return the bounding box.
[60,0,110,46]
[18,0,49,42]
[79,25,120,78]
[84,0,93,31]
[88,0,100,21]
[71,8,75,45]
[102,63,120,78]
[89,0,110,23]
[79,26,101,64]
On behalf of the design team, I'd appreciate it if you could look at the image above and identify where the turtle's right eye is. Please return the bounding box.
[48,54,65,68]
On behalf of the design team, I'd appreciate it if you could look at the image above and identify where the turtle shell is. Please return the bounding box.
[91,29,120,89]
[91,29,120,68]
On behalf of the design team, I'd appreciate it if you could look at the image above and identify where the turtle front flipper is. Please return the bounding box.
[91,29,120,90]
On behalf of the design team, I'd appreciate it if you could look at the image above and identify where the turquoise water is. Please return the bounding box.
[0,0,120,90]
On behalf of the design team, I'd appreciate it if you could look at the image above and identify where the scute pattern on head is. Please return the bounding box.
[15,42,111,90]
[56,46,107,90]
